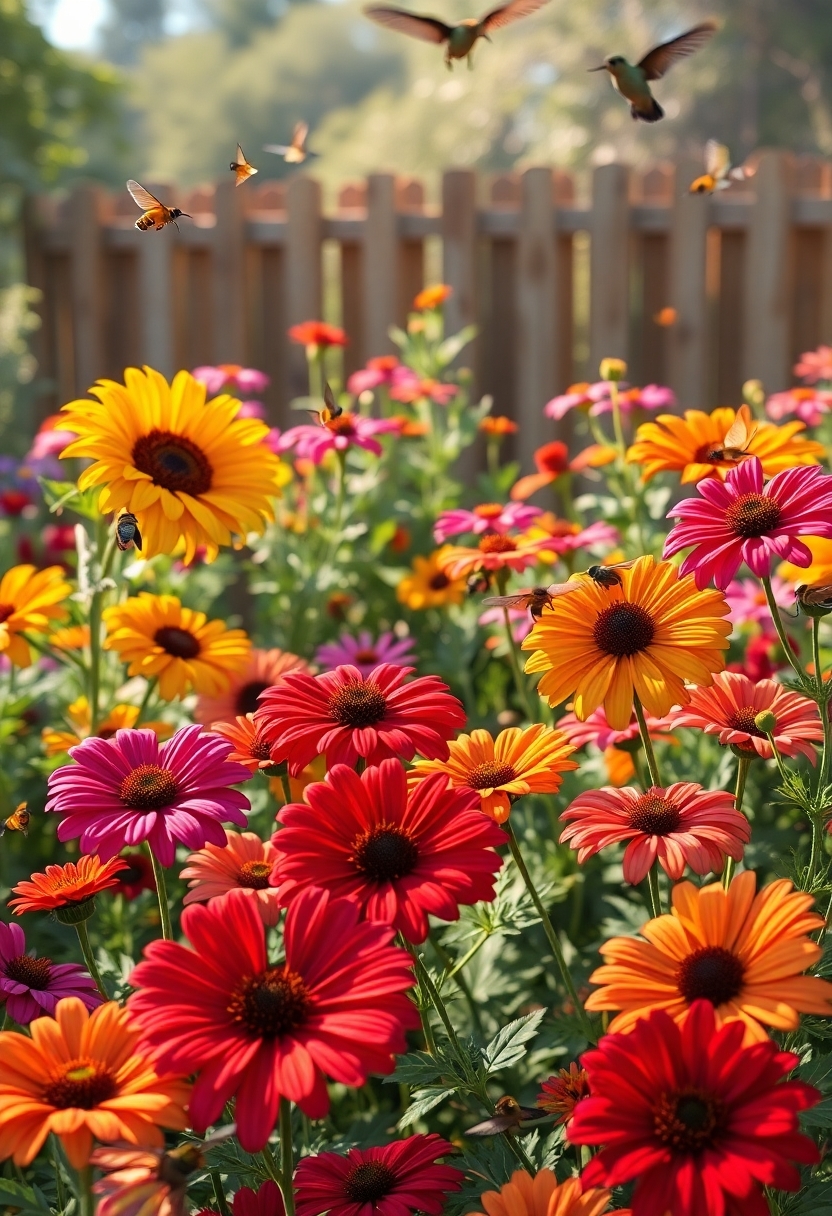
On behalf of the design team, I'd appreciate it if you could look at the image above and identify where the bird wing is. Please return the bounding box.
[479,0,550,34]
[292,121,309,151]
[363,6,452,43]
[637,19,719,80]
[127,180,163,210]
[263,144,292,155]
[705,139,730,180]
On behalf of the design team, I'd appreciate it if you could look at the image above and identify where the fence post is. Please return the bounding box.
[69,182,107,394]
[589,163,630,375]
[212,177,248,366]
[136,180,177,377]
[286,175,323,397]
[743,150,795,392]
[515,167,556,471]
[668,158,709,406]
[364,173,398,357]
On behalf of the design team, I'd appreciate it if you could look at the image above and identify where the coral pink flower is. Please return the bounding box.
[433,502,542,544]
[668,669,822,762]
[271,759,504,943]
[766,386,832,426]
[294,1135,463,1216]
[545,382,674,420]
[557,707,673,752]
[664,456,832,589]
[559,782,750,884]
[128,887,417,1151]
[315,630,416,678]
[288,321,347,349]
[510,442,616,500]
[545,382,611,420]
[192,365,270,396]
[794,344,832,384]
[347,354,401,396]
[255,663,465,775]
[195,647,310,726]
[437,533,553,581]
[568,1001,820,1216]
[724,575,793,629]
[208,715,284,773]
[388,368,458,405]
[276,415,399,465]
[45,726,251,866]
[0,921,100,1023]
[180,829,280,925]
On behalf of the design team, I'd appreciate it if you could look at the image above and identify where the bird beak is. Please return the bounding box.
[587,64,607,71]
[181,212,192,218]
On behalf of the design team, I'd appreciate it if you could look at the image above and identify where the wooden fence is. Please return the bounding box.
[23,150,832,470]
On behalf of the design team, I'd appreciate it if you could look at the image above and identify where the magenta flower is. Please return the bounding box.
[347,355,401,396]
[664,456,832,590]
[389,367,458,405]
[315,630,417,678]
[193,365,270,395]
[532,519,619,556]
[766,387,832,427]
[725,575,794,630]
[545,382,611,420]
[276,415,400,465]
[434,502,542,544]
[545,382,675,421]
[478,604,532,642]
[557,706,673,751]
[0,921,100,1024]
[46,726,252,866]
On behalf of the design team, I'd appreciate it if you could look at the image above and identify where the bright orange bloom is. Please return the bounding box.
[480,415,518,436]
[0,565,70,668]
[208,714,283,772]
[511,441,616,501]
[0,998,189,1167]
[397,549,467,610]
[194,646,309,725]
[780,536,832,584]
[413,284,452,311]
[288,321,347,348]
[438,534,552,582]
[180,829,280,925]
[9,856,128,916]
[469,1168,617,1216]
[49,625,90,651]
[586,871,832,1043]
[42,696,171,757]
[536,1063,590,1126]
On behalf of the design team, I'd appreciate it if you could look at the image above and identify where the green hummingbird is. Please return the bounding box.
[589,19,718,122]
[364,0,550,69]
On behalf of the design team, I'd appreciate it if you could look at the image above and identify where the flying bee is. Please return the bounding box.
[467,572,491,596]
[585,560,637,588]
[689,140,754,195]
[263,121,318,164]
[127,180,191,232]
[466,1096,550,1137]
[706,405,757,463]
[483,584,578,620]
[230,143,258,187]
[1,803,30,838]
[115,511,142,552]
[318,383,343,426]
[795,583,832,618]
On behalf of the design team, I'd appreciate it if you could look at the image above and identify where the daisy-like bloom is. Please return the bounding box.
[192,364,270,396]
[414,283,452,311]
[42,695,171,758]
[60,367,284,562]
[46,725,251,866]
[103,593,251,702]
[515,516,619,563]
[389,372,458,406]
[294,1134,463,1216]
[180,829,280,925]
[480,415,518,436]
[113,851,156,900]
[288,320,348,349]
[434,502,542,544]
[536,1063,590,1127]
[0,921,100,1024]
[26,414,76,462]
[546,381,674,421]
[397,549,467,610]
[0,997,189,1167]
[92,1144,196,1216]
[347,354,401,396]
[523,556,731,731]
[408,724,578,824]
[233,1180,284,1216]
[780,534,832,584]
[468,1167,616,1216]
[48,624,90,652]
[510,442,616,501]
[208,714,284,773]
[557,706,673,753]
[9,856,129,917]
[766,385,832,426]
[586,870,832,1041]
[315,630,416,678]
[668,669,822,762]
[627,406,824,484]
[276,414,399,465]
[569,1001,819,1216]
[795,343,832,383]
[272,759,504,942]
[195,647,309,725]
[437,531,553,582]
[255,663,465,775]
[665,457,832,590]
[128,887,418,1150]
[724,574,793,629]
[559,782,750,885]
[0,564,69,667]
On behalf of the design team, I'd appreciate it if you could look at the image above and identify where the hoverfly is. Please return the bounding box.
[706,405,757,463]
[263,121,318,164]
[466,1095,550,1137]
[483,584,578,620]
[1,802,30,838]
[796,583,832,617]
[127,180,191,232]
[585,559,637,588]
[689,140,754,195]
[115,511,142,553]
[230,143,258,187]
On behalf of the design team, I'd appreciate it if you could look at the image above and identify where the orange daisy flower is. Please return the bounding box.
[479,416,518,436]
[9,856,129,919]
[408,724,578,823]
[780,536,832,585]
[438,534,552,582]
[208,714,283,772]
[0,564,70,668]
[586,871,832,1043]
[42,695,171,757]
[194,646,310,725]
[536,1062,590,1127]
[413,283,452,311]
[469,1168,616,1216]
[180,829,280,925]
[48,625,90,652]
[0,997,189,1167]
[510,441,616,501]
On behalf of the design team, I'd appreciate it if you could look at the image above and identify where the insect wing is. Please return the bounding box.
[231,144,258,186]
[321,382,343,423]
[127,180,164,211]
[292,121,309,152]
[482,591,537,609]
[466,1114,519,1136]
[721,406,756,452]
[705,139,730,181]
[263,144,292,155]
[546,581,583,597]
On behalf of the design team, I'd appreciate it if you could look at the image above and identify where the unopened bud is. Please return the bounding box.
[754,709,777,734]
[600,357,627,382]
[55,898,96,925]
[742,379,765,409]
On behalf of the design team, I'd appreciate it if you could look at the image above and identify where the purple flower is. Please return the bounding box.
[0,921,100,1024]
[193,365,270,395]
[46,726,252,867]
[434,502,542,544]
[315,630,417,678]
[276,414,400,465]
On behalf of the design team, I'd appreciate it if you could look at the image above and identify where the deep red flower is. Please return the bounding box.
[294,1134,463,1216]
[271,759,504,943]
[128,887,417,1152]
[233,1180,284,1216]
[113,851,156,900]
[255,664,466,775]
[288,321,348,349]
[568,1001,820,1216]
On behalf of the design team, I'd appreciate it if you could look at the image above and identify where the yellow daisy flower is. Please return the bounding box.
[42,695,171,758]
[103,593,250,701]
[59,366,288,562]
[0,565,70,668]
[48,625,90,651]
[397,547,467,610]
[780,536,832,585]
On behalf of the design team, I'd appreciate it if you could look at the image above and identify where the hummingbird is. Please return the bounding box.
[689,139,755,193]
[589,19,718,122]
[263,122,318,164]
[364,0,550,70]
[466,1095,551,1136]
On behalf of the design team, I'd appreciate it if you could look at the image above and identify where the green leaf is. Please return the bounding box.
[39,477,100,521]
[384,1051,444,1086]
[482,1009,545,1073]
[397,1085,457,1129]
[0,1180,52,1214]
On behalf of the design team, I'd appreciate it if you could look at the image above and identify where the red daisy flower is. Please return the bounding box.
[128,887,417,1152]
[294,1134,463,1216]
[271,759,505,943]
[536,1063,590,1127]
[255,664,466,775]
[112,851,156,900]
[288,321,348,349]
[568,1001,820,1216]
[233,1181,284,1216]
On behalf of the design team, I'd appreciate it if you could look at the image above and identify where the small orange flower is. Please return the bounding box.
[49,625,90,651]
[0,565,70,668]
[208,714,283,772]
[288,321,347,348]
[438,534,552,582]
[413,283,452,311]
[9,856,129,917]
[469,1168,615,1216]
[536,1063,590,1126]
[180,829,280,925]
[511,441,616,501]
[480,415,518,436]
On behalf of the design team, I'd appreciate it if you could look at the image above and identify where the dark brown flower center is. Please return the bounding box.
[0,604,13,624]
[250,737,273,761]
[479,534,517,554]
[676,945,745,1006]
[629,794,681,836]
[43,1061,118,1110]
[353,649,379,666]
[352,825,419,883]
[155,626,201,659]
[227,966,311,1039]
[119,764,178,809]
[593,603,655,657]
[429,572,451,590]
[236,680,270,716]
[132,429,213,496]
[728,707,766,738]
[343,1161,397,1203]
[654,1088,725,1153]
[237,860,273,890]
[325,415,357,437]
[467,760,517,790]
[4,954,52,989]
[328,681,387,728]
[724,492,781,539]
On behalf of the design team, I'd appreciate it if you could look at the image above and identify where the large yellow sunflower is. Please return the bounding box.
[523,556,731,730]
[60,366,288,562]
[0,565,70,668]
[627,406,824,484]
[103,593,250,701]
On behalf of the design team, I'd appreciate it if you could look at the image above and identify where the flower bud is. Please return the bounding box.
[55,898,96,925]
[754,709,778,734]
[742,379,765,409]
[600,358,627,382]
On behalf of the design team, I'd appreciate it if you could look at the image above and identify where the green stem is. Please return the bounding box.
[646,865,663,918]
[723,756,750,890]
[428,927,483,1039]
[279,1097,296,1216]
[135,678,157,727]
[89,529,118,734]
[813,617,832,792]
[76,1165,94,1216]
[210,1169,232,1216]
[261,1144,282,1184]
[808,815,826,890]
[148,848,173,940]
[447,930,490,978]
[633,694,661,787]
[74,921,108,1000]
[817,886,832,948]
[503,607,536,722]
[280,771,293,807]
[762,575,804,679]
[408,946,466,1058]
[505,821,595,1042]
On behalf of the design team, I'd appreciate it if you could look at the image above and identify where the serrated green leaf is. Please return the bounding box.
[0,1179,51,1213]
[384,1051,444,1086]
[397,1085,457,1129]
[482,1009,545,1073]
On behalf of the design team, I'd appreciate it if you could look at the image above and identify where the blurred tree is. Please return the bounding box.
[100,0,166,65]
[193,0,296,48]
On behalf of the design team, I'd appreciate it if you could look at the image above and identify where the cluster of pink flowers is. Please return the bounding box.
[347,357,458,405]
[545,380,675,420]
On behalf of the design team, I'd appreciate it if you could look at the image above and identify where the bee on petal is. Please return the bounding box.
[585,560,637,588]
[1,803,30,837]
[116,511,142,553]
[127,181,190,232]
[706,405,758,463]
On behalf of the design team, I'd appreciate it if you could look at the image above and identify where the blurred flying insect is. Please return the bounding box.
[317,383,344,426]
[795,583,832,617]
[585,560,637,588]
[466,1096,550,1136]
[1,803,30,838]
[483,584,578,619]
[588,19,718,122]
[467,572,491,596]
[263,122,318,164]
[706,405,757,463]
[115,511,142,553]
[127,181,190,232]
[363,0,551,70]
[689,140,754,194]
[230,143,258,187]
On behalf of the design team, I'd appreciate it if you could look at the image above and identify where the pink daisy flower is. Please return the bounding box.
[315,631,416,678]
[180,829,280,925]
[389,368,458,405]
[724,575,794,630]
[0,921,100,1024]
[478,604,532,643]
[664,456,832,590]
[766,387,832,427]
[192,365,270,395]
[545,382,675,420]
[276,415,399,465]
[545,382,611,420]
[433,502,542,544]
[557,706,674,752]
[520,516,620,557]
[347,355,401,396]
[559,781,750,885]
[45,726,252,866]
[794,344,832,384]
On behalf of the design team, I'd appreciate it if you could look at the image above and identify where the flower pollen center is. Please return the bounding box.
[0,604,13,624]
[133,429,213,496]
[629,794,681,836]
[676,945,745,1007]
[474,503,504,520]
[236,681,270,716]
[724,492,782,539]
[429,572,450,590]
[227,966,311,1039]
[654,1088,724,1154]
[467,760,517,790]
[155,626,201,660]
[119,764,179,810]
[353,649,379,666]
[352,825,419,883]
[4,954,52,989]
[343,1161,397,1203]
[43,1061,117,1110]
[328,681,387,728]
[593,602,655,657]
[237,860,273,890]
[479,534,517,554]
[728,707,766,738]
[325,415,357,437]
[250,737,273,762]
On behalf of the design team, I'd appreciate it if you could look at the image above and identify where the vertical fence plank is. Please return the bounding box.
[397,178,425,322]
[339,183,366,377]
[286,175,323,398]
[717,231,745,404]
[69,182,108,394]
[442,170,478,359]
[589,164,630,375]
[212,178,247,365]
[743,150,795,392]
[482,176,518,434]
[364,173,397,357]
[22,195,53,419]
[516,167,556,471]
[668,159,710,406]
[135,180,176,377]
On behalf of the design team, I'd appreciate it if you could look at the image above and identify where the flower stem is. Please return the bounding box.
[813,617,832,792]
[147,848,173,941]
[89,528,118,735]
[762,575,804,679]
[646,865,663,918]
[74,921,108,1000]
[279,1097,296,1216]
[428,928,484,1038]
[210,1169,232,1216]
[633,694,661,787]
[502,607,536,722]
[135,677,157,726]
[76,1165,94,1216]
[447,929,490,978]
[280,771,293,807]
[723,756,750,890]
[408,945,466,1058]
